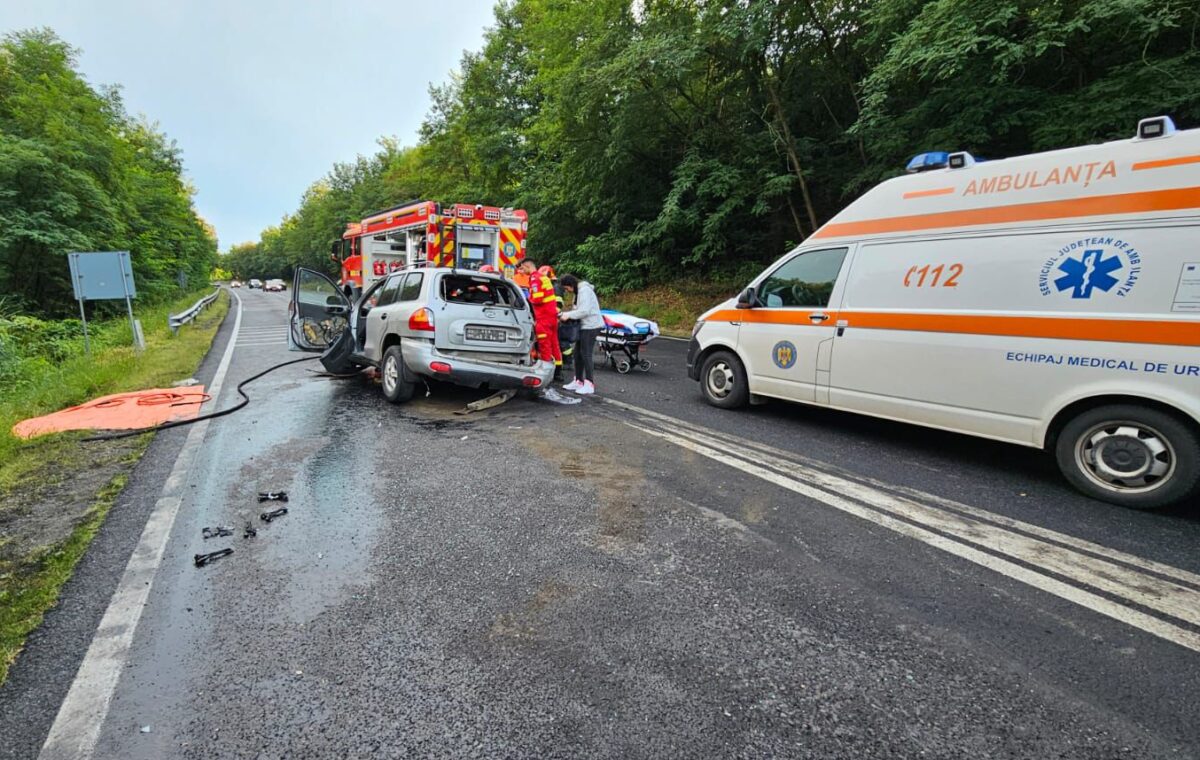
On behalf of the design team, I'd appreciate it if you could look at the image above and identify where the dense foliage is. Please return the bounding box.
[0,29,217,316]
[228,0,1200,292]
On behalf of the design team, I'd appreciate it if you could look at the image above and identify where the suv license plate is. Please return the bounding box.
[466,326,507,343]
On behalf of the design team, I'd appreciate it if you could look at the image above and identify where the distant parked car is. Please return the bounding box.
[230,280,243,288]
[248,279,263,289]
[265,279,286,292]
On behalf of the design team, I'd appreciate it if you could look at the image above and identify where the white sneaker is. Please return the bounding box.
[562,379,581,392]
[576,380,595,395]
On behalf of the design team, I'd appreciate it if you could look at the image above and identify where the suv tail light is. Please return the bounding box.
[429,361,452,374]
[408,307,435,332]
[522,376,542,387]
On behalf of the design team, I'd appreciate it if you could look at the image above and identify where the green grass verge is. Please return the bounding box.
[0,288,229,684]
[0,469,135,685]
[604,280,742,336]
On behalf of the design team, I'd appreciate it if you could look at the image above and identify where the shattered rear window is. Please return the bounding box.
[440,275,524,308]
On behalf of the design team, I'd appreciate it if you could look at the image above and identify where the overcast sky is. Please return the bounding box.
[1,0,497,249]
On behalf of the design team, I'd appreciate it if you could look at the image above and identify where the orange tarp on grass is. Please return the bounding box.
[12,386,209,439]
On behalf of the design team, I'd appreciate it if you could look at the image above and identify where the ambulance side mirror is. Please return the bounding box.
[736,287,759,309]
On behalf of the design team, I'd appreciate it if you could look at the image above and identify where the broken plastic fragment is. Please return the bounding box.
[201,526,234,540]
[538,387,582,405]
[194,548,233,568]
[260,507,288,523]
[257,491,288,502]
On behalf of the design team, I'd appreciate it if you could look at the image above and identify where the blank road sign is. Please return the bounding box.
[68,251,137,301]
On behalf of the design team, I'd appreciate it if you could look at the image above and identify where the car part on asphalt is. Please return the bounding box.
[257,491,288,502]
[243,523,257,539]
[539,387,583,405]
[84,355,321,441]
[260,507,288,522]
[201,526,234,540]
[194,548,233,568]
[454,389,518,415]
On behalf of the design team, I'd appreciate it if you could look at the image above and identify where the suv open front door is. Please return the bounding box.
[289,268,359,373]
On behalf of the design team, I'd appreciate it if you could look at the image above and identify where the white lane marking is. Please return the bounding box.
[664,422,1200,627]
[621,418,1200,654]
[603,397,1200,589]
[40,289,244,760]
[657,335,689,343]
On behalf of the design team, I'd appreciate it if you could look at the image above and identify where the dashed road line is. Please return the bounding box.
[39,289,243,760]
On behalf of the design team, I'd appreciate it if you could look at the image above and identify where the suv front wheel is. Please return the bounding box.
[381,345,415,404]
[1055,404,1200,509]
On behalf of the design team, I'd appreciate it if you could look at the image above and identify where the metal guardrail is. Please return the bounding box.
[168,287,221,334]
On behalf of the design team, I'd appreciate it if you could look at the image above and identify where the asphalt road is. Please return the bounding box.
[2,287,1198,759]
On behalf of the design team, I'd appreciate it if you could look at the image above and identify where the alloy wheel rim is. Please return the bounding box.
[1075,421,1175,493]
[706,362,734,399]
[383,357,398,394]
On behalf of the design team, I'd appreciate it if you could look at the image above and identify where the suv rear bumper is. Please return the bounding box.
[402,341,555,390]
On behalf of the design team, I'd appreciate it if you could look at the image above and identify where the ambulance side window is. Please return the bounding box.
[758,248,848,308]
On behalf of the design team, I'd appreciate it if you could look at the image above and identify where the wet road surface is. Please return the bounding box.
[3,287,1199,759]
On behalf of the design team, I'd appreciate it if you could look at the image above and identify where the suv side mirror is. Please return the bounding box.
[736,286,759,310]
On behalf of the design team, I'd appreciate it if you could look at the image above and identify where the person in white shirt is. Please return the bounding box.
[558,274,603,395]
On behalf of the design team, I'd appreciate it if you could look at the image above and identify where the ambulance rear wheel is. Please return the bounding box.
[701,350,748,409]
[1055,404,1200,510]
[381,346,415,404]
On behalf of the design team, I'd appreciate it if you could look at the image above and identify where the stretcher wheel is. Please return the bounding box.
[636,360,652,372]
[615,359,632,374]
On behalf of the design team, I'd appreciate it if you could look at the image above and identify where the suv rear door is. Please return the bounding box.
[434,272,530,357]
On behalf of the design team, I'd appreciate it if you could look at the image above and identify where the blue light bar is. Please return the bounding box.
[906,151,950,174]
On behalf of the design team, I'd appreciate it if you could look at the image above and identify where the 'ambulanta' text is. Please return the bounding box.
[964,161,1117,196]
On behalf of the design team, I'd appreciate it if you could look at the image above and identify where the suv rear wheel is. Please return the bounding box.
[1055,404,1200,509]
[381,345,415,404]
[700,350,749,409]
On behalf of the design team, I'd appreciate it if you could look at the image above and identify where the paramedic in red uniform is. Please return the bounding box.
[517,259,563,377]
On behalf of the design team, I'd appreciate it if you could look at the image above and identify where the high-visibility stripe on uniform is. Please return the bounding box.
[810,186,1200,239]
[703,309,1200,347]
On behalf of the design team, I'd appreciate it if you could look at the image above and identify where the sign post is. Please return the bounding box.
[68,251,142,353]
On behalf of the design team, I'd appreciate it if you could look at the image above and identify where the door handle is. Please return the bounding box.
[809,312,830,323]
[380,313,387,320]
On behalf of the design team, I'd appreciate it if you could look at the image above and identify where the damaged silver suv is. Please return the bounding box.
[289,267,554,403]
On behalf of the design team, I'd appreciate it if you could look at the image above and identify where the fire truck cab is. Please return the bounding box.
[331,200,528,298]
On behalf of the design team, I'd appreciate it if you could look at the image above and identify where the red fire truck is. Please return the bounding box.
[331,200,529,297]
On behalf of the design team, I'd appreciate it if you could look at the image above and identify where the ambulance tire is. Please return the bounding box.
[381,346,415,404]
[1055,404,1200,510]
[700,350,748,409]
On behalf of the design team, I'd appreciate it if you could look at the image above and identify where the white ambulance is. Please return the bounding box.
[687,116,1200,509]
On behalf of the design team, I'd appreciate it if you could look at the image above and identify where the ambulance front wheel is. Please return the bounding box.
[1055,404,1200,510]
[381,346,415,404]
[700,350,748,409]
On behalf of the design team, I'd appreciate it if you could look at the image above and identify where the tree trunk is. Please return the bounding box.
[764,74,819,234]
